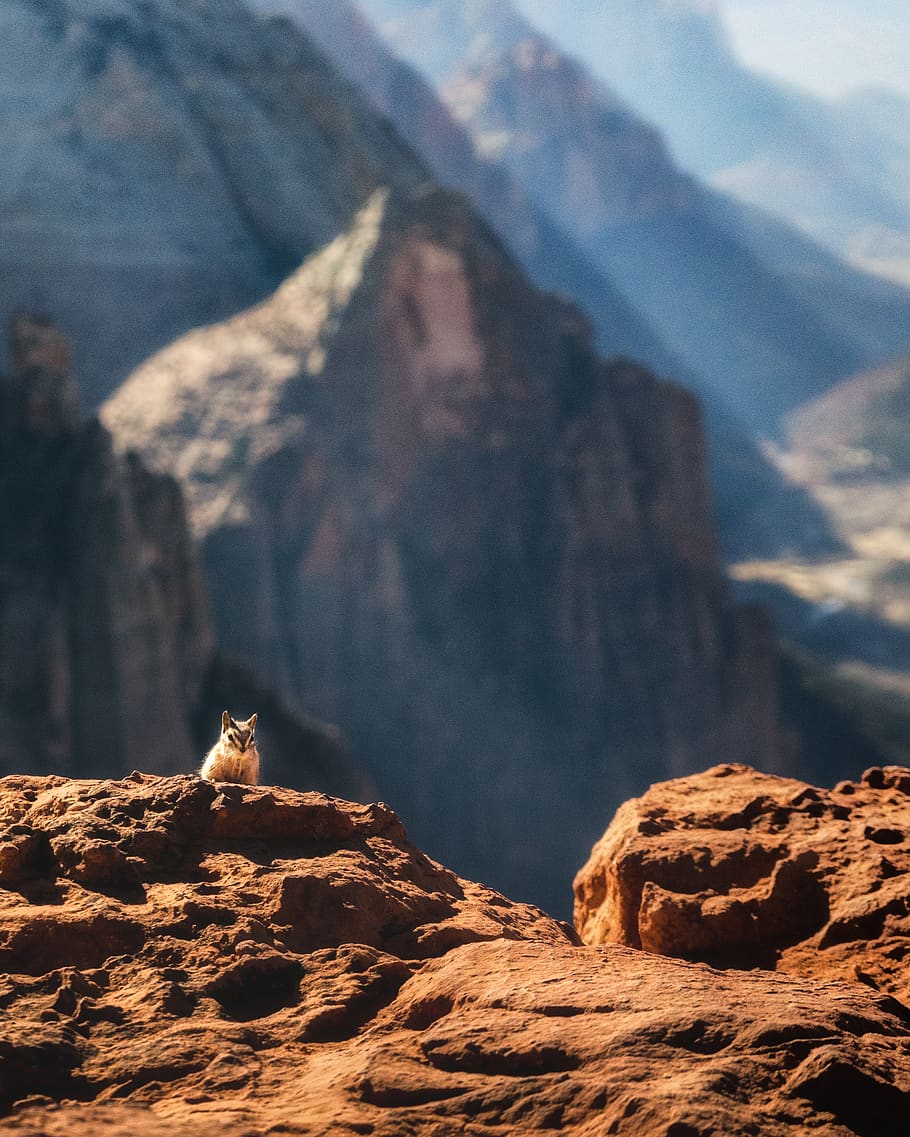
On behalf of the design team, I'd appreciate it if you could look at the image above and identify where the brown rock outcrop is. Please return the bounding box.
[576,762,910,1002]
[4,773,910,1136]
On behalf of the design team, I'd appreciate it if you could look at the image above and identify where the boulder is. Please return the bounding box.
[576,762,910,1003]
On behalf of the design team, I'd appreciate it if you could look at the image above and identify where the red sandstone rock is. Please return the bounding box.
[576,762,910,1002]
[3,774,910,1134]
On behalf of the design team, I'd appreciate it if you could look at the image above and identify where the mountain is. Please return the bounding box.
[0,311,366,797]
[0,0,426,407]
[1,0,845,563]
[248,0,673,375]
[102,186,781,913]
[514,0,910,289]
[249,0,843,560]
[350,0,910,433]
[352,0,910,434]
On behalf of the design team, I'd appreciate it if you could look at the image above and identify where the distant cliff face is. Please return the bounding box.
[103,188,782,913]
[353,0,880,434]
[515,0,910,290]
[0,314,214,777]
[0,0,425,405]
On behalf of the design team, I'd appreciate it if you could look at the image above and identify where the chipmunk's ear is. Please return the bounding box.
[248,713,257,730]
[222,710,231,732]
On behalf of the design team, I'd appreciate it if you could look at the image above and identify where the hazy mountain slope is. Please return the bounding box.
[515,0,910,288]
[731,357,910,725]
[103,188,781,912]
[251,0,841,559]
[0,0,427,406]
[350,0,908,434]
[249,0,672,375]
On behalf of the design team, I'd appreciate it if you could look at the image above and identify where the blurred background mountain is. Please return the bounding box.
[2,0,909,913]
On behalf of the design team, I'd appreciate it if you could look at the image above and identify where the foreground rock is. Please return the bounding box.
[576,763,910,1002]
[4,775,910,1135]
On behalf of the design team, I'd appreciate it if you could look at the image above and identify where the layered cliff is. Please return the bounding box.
[103,187,781,912]
[3,773,910,1136]
[0,313,213,777]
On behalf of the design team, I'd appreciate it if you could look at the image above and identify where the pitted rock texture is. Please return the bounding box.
[4,775,910,1136]
[576,763,910,1001]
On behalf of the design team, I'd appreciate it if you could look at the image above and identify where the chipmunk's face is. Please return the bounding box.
[221,710,257,752]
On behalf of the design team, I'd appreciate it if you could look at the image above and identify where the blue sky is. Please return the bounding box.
[720,0,910,99]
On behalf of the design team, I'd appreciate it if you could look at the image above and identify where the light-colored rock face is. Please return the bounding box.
[575,762,910,1004]
[3,773,910,1136]
[103,191,390,537]
[0,0,425,406]
[102,186,781,915]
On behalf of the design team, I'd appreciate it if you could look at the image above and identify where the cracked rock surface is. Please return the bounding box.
[576,763,910,1003]
[3,773,910,1135]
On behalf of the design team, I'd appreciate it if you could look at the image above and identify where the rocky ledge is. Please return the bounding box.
[576,763,910,1002]
[2,774,910,1135]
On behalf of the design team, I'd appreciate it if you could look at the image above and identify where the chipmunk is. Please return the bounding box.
[200,711,260,785]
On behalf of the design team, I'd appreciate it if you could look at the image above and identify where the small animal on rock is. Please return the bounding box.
[200,711,260,784]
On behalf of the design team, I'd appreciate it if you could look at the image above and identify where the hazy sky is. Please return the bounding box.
[720,0,910,100]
